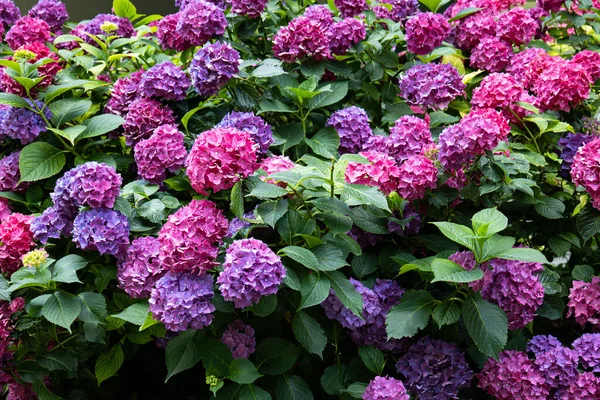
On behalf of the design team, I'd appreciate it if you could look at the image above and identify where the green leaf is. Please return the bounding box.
[351,253,378,279]
[230,180,244,218]
[326,270,363,318]
[48,126,87,145]
[95,344,124,386]
[308,81,348,110]
[280,246,320,271]
[259,98,295,113]
[577,204,600,241]
[0,275,10,301]
[535,197,565,220]
[229,359,263,384]
[419,0,443,11]
[113,0,137,19]
[432,301,461,327]
[42,291,82,333]
[137,199,166,223]
[275,375,314,400]
[479,235,516,262]
[0,93,30,107]
[341,184,390,212]
[49,98,92,127]
[548,237,570,257]
[257,199,288,228]
[36,351,77,374]
[431,259,484,283]
[493,247,549,264]
[51,254,87,284]
[343,383,367,399]
[197,339,234,377]
[321,212,353,234]
[247,180,289,199]
[256,338,298,375]
[165,330,203,382]
[292,312,326,358]
[358,347,385,375]
[112,302,150,326]
[77,292,107,323]
[471,208,508,236]
[299,274,330,310]
[431,222,477,252]
[239,384,272,400]
[312,245,349,271]
[448,7,482,21]
[77,114,124,141]
[572,265,595,282]
[33,380,63,400]
[386,290,436,339]
[320,364,347,396]
[252,59,286,78]
[306,128,340,159]
[537,295,564,320]
[250,295,277,317]
[462,295,508,358]
[19,142,66,182]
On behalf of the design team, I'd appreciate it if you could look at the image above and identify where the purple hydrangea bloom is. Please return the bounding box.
[334,0,367,17]
[386,116,433,162]
[326,106,372,154]
[5,16,51,50]
[157,13,192,51]
[217,238,286,309]
[555,372,600,400]
[0,151,28,193]
[139,61,190,101]
[134,124,187,184]
[0,0,20,31]
[68,162,122,209]
[0,100,49,144]
[226,211,255,238]
[228,0,267,18]
[392,0,420,24]
[176,0,227,46]
[405,12,451,55]
[149,272,215,332]
[399,63,465,110]
[322,278,382,329]
[527,335,563,356]
[363,376,410,400]
[572,333,600,373]
[303,5,334,28]
[216,111,273,159]
[558,133,594,177]
[82,13,134,41]
[477,350,549,399]
[122,98,177,146]
[221,320,256,359]
[30,206,72,244]
[118,237,165,299]
[105,70,144,116]
[534,346,579,389]
[396,337,473,399]
[272,16,331,62]
[189,42,240,96]
[328,17,366,55]
[72,208,130,258]
[28,0,68,33]
[481,258,545,330]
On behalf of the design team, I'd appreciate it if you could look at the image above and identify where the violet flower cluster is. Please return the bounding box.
[176,0,227,46]
[217,111,273,158]
[134,124,187,184]
[0,152,28,194]
[567,276,600,328]
[122,98,177,146]
[189,42,240,96]
[118,237,165,299]
[221,320,256,359]
[0,100,50,145]
[327,106,373,154]
[363,376,410,400]
[139,61,190,101]
[72,209,130,258]
[28,0,68,34]
[399,63,465,110]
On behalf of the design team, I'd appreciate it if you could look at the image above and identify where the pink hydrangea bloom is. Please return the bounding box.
[386,116,434,162]
[334,0,367,17]
[187,127,258,195]
[303,5,334,29]
[454,12,497,50]
[567,277,600,327]
[328,17,366,55]
[0,213,35,276]
[176,0,227,46]
[5,16,51,50]
[533,60,591,112]
[134,124,187,184]
[122,98,177,146]
[405,12,451,55]
[396,155,437,200]
[228,0,267,18]
[522,52,564,90]
[496,7,538,45]
[157,13,192,51]
[505,47,547,86]
[273,16,331,62]
[571,50,600,82]
[158,199,228,275]
[259,155,295,186]
[555,372,600,400]
[571,139,600,210]
[470,37,513,73]
[345,151,401,195]
[471,73,526,119]
[364,376,410,400]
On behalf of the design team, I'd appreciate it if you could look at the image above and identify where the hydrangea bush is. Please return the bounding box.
[0,0,600,398]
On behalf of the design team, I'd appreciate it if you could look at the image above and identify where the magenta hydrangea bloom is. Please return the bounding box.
[158,199,228,275]
[405,12,451,55]
[396,155,437,201]
[481,258,544,330]
[228,0,267,18]
[346,151,401,195]
[0,0,20,31]
[537,0,563,11]
[322,277,381,329]
[216,111,273,158]
[118,237,165,299]
[28,0,68,33]
[105,70,144,116]
[217,238,285,309]
[30,206,71,244]
[0,101,50,145]
[0,213,35,276]
[477,351,549,399]
[399,63,465,110]
[5,17,51,50]
[396,337,473,399]
[363,376,410,400]
[0,151,28,193]
[471,73,526,117]
[572,333,600,372]
[496,7,538,46]
[0,200,9,220]
[448,251,484,290]
[157,13,192,51]
[534,346,579,389]
[527,335,563,355]
[572,50,600,82]
[0,42,61,96]
[555,372,600,400]
[72,208,130,258]
[505,47,547,85]
[272,16,331,62]
[454,12,497,50]
[303,5,334,28]
[83,14,135,41]
[189,41,240,96]
[68,162,122,209]
[329,17,366,55]
[259,155,295,186]
[134,124,187,184]
[571,140,600,210]
[533,61,591,112]
[470,37,513,73]
[327,106,372,154]
[221,320,256,359]
[187,127,258,195]
[139,61,190,101]
[122,98,177,146]
[149,272,215,332]
[558,132,594,177]
[334,0,367,17]
[568,277,600,327]
[391,0,420,24]
[176,0,227,46]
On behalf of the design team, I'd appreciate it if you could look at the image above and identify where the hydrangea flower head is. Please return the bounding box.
[176,0,227,46]
[72,209,130,258]
[496,7,538,45]
[273,16,331,62]
[221,320,256,358]
[537,0,563,11]
[322,278,381,329]
[105,70,144,116]
[149,272,215,332]
[30,206,71,244]
[383,116,434,162]
[218,238,286,308]
[158,199,228,275]
[527,335,563,355]
[533,61,591,112]
[396,337,473,399]
[68,162,122,209]
[555,372,600,400]
[259,155,295,186]
[454,12,497,50]
[0,213,35,275]
[217,111,273,158]
[303,5,334,28]
[571,50,600,82]
[329,17,366,55]
[345,151,401,195]
[28,0,68,33]
[0,0,20,31]
[334,0,367,17]
[572,333,600,372]
[123,98,176,146]
[0,100,50,144]
[21,249,48,269]
[396,155,437,200]
[471,73,526,118]
[139,61,190,101]
[190,41,240,96]
[326,106,372,154]
[506,47,547,85]
[187,127,258,195]
[0,42,61,96]
[399,63,465,109]
[118,237,165,299]
[157,13,192,51]
[5,17,51,50]
[0,151,28,193]
[391,0,420,24]
[470,37,513,73]
[405,12,451,55]
[558,132,594,177]
[83,14,134,41]
[134,124,187,184]
[363,376,410,400]
[534,346,579,389]
[228,0,267,18]
[571,140,600,210]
